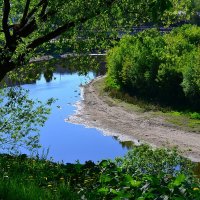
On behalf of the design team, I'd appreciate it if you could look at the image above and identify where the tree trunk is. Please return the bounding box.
[0,61,15,83]
[0,69,9,83]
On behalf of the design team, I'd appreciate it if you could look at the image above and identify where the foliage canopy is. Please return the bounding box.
[0,86,55,153]
[0,0,193,81]
[106,24,200,109]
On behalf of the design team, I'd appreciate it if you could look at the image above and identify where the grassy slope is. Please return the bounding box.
[1,145,200,200]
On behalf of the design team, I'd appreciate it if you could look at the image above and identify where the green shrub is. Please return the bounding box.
[156,25,200,104]
[93,146,200,200]
[106,24,200,109]
[1,145,200,200]
[107,29,165,98]
[190,112,200,120]
[170,24,200,46]
[181,47,200,107]
[106,45,124,90]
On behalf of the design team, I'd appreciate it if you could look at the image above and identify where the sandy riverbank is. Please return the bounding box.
[67,76,200,162]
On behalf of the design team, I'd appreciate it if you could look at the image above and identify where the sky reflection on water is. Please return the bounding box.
[22,72,128,163]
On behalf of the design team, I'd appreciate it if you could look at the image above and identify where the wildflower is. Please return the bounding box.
[193,188,199,191]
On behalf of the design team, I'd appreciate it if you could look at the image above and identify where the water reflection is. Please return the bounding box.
[3,55,106,87]
[20,70,128,163]
[112,136,134,150]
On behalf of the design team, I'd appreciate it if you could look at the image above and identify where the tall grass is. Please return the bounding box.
[0,145,200,199]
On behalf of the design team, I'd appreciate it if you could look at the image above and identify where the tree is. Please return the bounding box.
[190,0,200,25]
[106,24,200,108]
[0,86,55,153]
[0,0,192,82]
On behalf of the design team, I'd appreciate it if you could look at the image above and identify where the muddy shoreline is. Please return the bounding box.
[67,76,200,162]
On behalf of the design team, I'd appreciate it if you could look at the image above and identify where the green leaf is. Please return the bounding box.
[173,174,186,186]
[98,187,109,194]
[125,175,141,187]
[100,175,112,183]
[99,160,109,167]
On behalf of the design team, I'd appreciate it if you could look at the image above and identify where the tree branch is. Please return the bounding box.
[16,0,50,38]
[2,0,11,45]
[26,0,47,21]
[21,0,31,25]
[17,19,37,38]
[39,0,48,19]
[27,21,75,49]
[27,0,117,50]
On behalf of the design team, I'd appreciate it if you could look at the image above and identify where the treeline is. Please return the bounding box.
[106,25,200,110]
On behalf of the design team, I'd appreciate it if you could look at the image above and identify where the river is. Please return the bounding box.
[21,72,128,163]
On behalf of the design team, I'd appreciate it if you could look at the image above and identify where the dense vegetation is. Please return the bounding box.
[1,0,189,154]
[1,145,200,200]
[0,1,199,199]
[1,0,189,82]
[0,86,55,154]
[106,25,200,111]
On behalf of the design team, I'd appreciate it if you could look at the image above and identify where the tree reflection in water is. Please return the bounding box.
[112,136,134,150]
[3,55,106,86]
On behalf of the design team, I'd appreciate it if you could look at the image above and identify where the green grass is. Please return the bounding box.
[1,145,200,199]
[0,179,52,200]
[165,111,200,133]
[0,180,79,200]
[0,154,80,200]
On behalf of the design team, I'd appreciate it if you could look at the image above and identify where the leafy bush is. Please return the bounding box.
[106,46,123,90]
[0,87,55,154]
[156,31,191,104]
[106,24,200,109]
[190,112,200,120]
[181,47,200,107]
[1,146,200,199]
[106,29,165,98]
[157,25,200,105]
[170,24,200,46]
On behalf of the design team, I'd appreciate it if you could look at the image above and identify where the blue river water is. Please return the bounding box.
[22,72,128,163]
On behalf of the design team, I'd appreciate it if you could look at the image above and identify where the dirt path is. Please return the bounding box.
[67,76,200,162]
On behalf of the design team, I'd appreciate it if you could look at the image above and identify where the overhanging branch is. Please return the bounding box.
[27,21,75,49]
[17,0,51,38]
[21,0,31,25]
[27,0,117,50]
[2,0,11,45]
[26,0,47,21]
[40,0,48,19]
